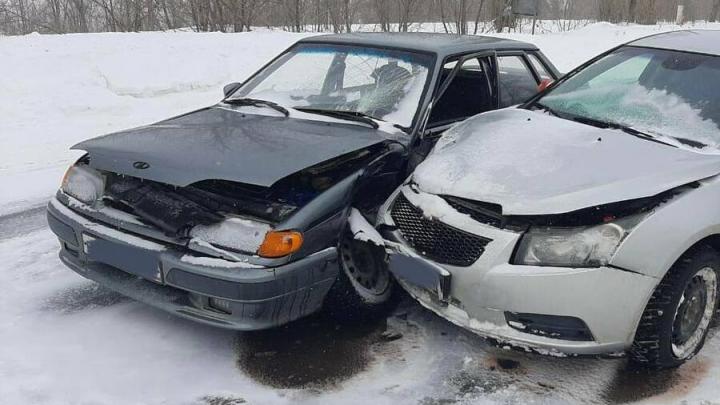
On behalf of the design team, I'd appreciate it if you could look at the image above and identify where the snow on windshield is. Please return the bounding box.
[543,82,720,149]
[540,46,720,150]
[230,44,433,128]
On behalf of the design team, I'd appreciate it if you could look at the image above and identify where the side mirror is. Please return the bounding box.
[538,79,554,92]
[223,82,242,98]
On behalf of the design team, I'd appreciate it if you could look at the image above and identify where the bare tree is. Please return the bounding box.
[597,0,625,22]
[2,0,717,36]
[372,0,391,31]
[397,0,417,31]
[490,0,512,32]
[279,0,303,32]
[634,0,656,24]
[226,0,266,31]
[5,0,31,33]
[711,0,720,22]
[472,0,486,34]
[547,0,582,31]
[327,0,354,32]
[436,0,472,34]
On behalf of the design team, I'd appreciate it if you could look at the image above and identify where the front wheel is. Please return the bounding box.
[630,246,719,368]
[324,231,394,320]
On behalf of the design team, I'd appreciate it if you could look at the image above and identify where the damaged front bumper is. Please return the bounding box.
[47,197,338,330]
[378,186,659,356]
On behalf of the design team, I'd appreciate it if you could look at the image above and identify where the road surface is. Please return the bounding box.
[1,205,718,405]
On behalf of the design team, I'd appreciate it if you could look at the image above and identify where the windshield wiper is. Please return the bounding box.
[294,107,380,129]
[675,136,707,149]
[224,98,289,117]
[569,115,677,148]
[533,102,558,116]
[534,102,677,149]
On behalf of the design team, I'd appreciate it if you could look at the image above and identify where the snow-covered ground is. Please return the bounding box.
[3,22,720,404]
[3,21,720,214]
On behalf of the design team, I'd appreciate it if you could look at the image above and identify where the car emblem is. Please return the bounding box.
[133,161,150,170]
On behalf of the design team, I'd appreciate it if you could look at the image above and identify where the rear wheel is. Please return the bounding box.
[630,246,719,368]
[324,231,394,320]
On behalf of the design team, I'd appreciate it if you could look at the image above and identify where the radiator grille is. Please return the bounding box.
[390,193,490,267]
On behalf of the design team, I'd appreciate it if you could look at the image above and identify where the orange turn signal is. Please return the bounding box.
[257,230,303,258]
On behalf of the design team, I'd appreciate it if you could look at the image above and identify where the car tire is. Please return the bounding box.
[629,245,720,369]
[324,231,395,320]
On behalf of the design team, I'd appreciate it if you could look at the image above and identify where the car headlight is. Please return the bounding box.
[189,217,275,254]
[513,214,647,267]
[61,164,105,205]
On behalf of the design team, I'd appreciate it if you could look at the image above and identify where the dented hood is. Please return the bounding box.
[73,106,390,187]
[414,109,720,215]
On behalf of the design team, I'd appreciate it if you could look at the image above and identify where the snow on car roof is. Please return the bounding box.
[629,30,720,56]
[298,32,537,57]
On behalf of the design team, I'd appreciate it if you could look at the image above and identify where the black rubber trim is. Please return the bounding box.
[505,312,595,342]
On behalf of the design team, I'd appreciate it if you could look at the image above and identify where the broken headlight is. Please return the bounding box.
[189,216,272,254]
[513,214,647,267]
[61,164,105,205]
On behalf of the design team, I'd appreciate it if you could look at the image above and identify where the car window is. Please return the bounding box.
[498,55,539,108]
[232,44,434,128]
[249,51,333,95]
[428,56,494,127]
[342,54,418,89]
[586,53,652,88]
[527,53,553,81]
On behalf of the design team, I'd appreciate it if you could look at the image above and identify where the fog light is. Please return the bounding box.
[504,312,594,342]
[208,297,233,314]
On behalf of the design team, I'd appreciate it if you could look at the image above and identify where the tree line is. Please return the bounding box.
[1,0,719,35]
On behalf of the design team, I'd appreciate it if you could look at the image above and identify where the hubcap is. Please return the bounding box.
[340,236,390,297]
[671,267,717,359]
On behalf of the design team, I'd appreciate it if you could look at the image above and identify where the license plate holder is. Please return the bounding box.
[83,234,162,283]
[388,250,451,302]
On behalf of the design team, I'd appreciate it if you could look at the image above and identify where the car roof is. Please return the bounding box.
[628,30,720,56]
[297,32,537,57]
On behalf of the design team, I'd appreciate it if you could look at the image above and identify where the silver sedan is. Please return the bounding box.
[376,30,720,369]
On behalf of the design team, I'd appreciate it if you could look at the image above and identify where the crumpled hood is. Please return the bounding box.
[73,106,390,187]
[414,109,720,215]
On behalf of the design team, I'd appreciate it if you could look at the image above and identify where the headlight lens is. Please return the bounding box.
[61,164,105,205]
[189,217,273,254]
[513,215,646,267]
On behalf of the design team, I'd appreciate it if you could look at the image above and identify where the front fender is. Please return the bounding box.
[611,175,720,279]
[280,171,362,258]
[280,144,405,258]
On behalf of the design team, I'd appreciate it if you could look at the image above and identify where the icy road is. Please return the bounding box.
[1,207,720,404]
[3,23,720,404]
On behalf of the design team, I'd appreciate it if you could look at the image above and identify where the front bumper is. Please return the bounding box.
[379,186,659,355]
[47,197,338,330]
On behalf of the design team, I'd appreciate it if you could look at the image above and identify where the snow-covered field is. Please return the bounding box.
[3,22,720,404]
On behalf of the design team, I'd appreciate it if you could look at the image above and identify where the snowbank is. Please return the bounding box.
[3,22,720,214]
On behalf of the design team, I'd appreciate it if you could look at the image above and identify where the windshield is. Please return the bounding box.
[228,43,434,128]
[535,46,720,149]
